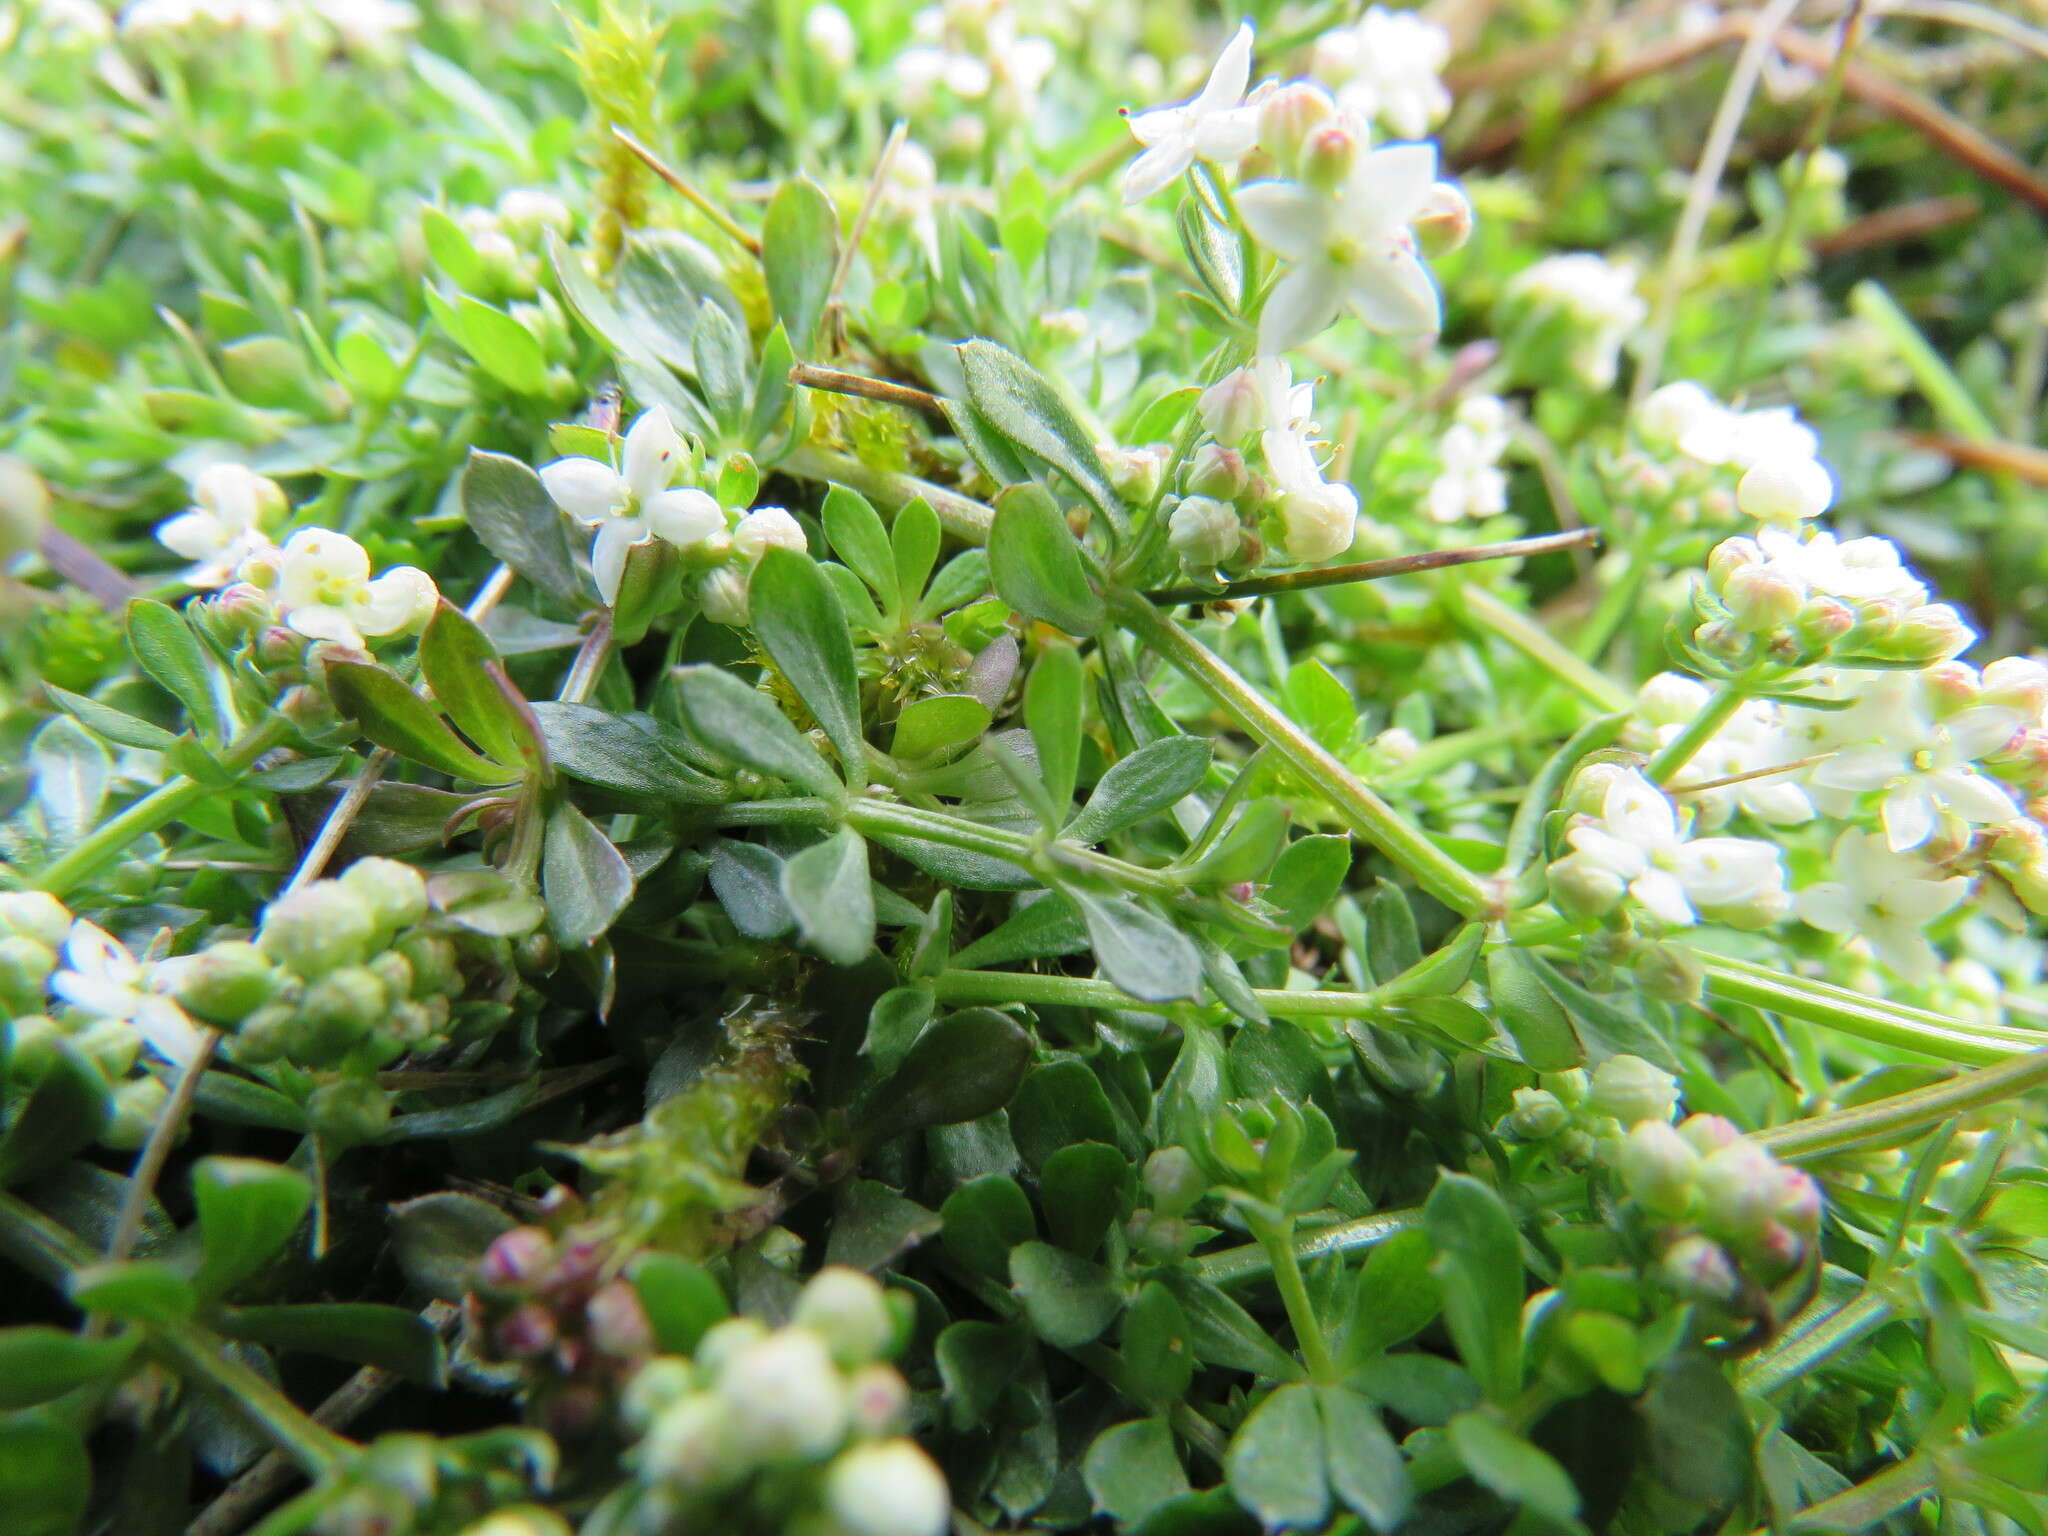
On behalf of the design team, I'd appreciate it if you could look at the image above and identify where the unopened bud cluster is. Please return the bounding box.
[620,1266,948,1536]
[1499,1055,1679,1165]
[1618,1114,1822,1300]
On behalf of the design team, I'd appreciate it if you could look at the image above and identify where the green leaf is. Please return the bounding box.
[1316,1386,1411,1532]
[45,686,178,752]
[0,1410,89,1536]
[747,549,867,787]
[781,827,875,966]
[1486,947,1583,1070]
[890,694,991,762]
[708,838,793,938]
[1227,1383,1329,1531]
[1263,835,1352,935]
[691,298,750,431]
[1040,1141,1129,1257]
[862,985,934,1076]
[1364,880,1422,985]
[126,599,222,739]
[762,176,839,351]
[529,702,729,805]
[219,1303,446,1385]
[542,801,636,948]
[936,1319,1025,1431]
[388,1192,515,1302]
[958,339,1119,519]
[672,664,841,799]
[1008,1058,1121,1172]
[749,322,797,449]
[459,450,583,604]
[0,1042,110,1187]
[1120,1280,1195,1410]
[452,295,548,395]
[1641,1350,1753,1504]
[1066,736,1210,843]
[66,1261,195,1326]
[1010,1240,1122,1346]
[631,1253,729,1355]
[1340,1226,1440,1365]
[0,1327,139,1410]
[1024,642,1084,813]
[892,497,942,612]
[948,892,1087,970]
[1425,1173,1525,1405]
[821,484,897,610]
[1073,889,1204,1003]
[1158,1272,1303,1380]
[1085,1418,1191,1525]
[419,603,545,774]
[941,1174,1037,1278]
[1447,1411,1580,1523]
[325,660,518,784]
[823,1180,942,1271]
[988,483,1104,636]
[860,1007,1034,1146]
[192,1156,311,1301]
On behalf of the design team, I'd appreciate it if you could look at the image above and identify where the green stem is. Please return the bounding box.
[1457,585,1633,712]
[1738,1289,1894,1397]
[1248,1211,1338,1385]
[929,968,1434,1026]
[1700,959,2031,1065]
[781,444,995,544]
[1114,594,1494,917]
[1704,953,2045,1047]
[1646,680,1747,784]
[1195,1207,1418,1288]
[1752,1048,2048,1161]
[1758,1447,1939,1536]
[31,715,295,897]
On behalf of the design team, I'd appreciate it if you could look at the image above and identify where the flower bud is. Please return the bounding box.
[1542,1067,1590,1108]
[1887,603,1975,664]
[1736,456,1833,523]
[1277,482,1358,563]
[339,857,428,932]
[0,935,55,1016]
[1635,382,1719,449]
[480,1226,556,1291]
[1503,1087,1569,1141]
[456,1508,572,1536]
[823,1439,953,1536]
[1297,117,1363,194]
[258,882,377,978]
[641,1391,742,1490]
[803,3,857,68]
[1257,81,1336,168]
[1795,595,1856,652]
[587,1280,654,1358]
[623,1358,695,1433]
[1546,850,1626,921]
[794,1266,897,1367]
[1587,1055,1680,1126]
[846,1362,911,1435]
[1143,1146,1206,1217]
[1102,444,1167,505]
[1618,1119,1698,1216]
[1721,563,1803,634]
[4,1015,63,1084]
[295,966,389,1063]
[1197,368,1262,443]
[732,507,808,564]
[102,1076,170,1151]
[1981,657,2048,721]
[714,1326,849,1461]
[1660,1233,1741,1303]
[495,1302,559,1359]
[1705,535,1761,590]
[0,891,71,949]
[698,566,751,626]
[1186,443,1250,500]
[1694,1139,1781,1241]
[1168,495,1243,568]
[397,933,462,998]
[174,940,278,1025]
[695,1316,771,1377]
[305,1077,392,1149]
[1412,181,1475,257]
[496,188,573,243]
[0,453,50,565]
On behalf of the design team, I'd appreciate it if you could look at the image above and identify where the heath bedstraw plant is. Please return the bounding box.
[0,3,2047,1535]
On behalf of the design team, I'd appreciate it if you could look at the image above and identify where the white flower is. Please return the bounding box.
[50,921,208,1068]
[804,4,857,70]
[1168,496,1242,566]
[824,1440,953,1536]
[898,0,1053,119]
[157,464,282,589]
[1505,253,1646,389]
[263,528,436,648]
[1637,676,1813,830]
[1120,22,1260,203]
[1312,5,1452,140]
[1736,456,1834,524]
[121,0,282,34]
[713,1326,848,1461]
[1264,425,1357,562]
[496,188,572,241]
[1796,831,1969,982]
[1808,695,2020,852]
[1636,381,1721,449]
[1565,768,1787,927]
[1751,525,1928,609]
[1425,397,1512,524]
[540,407,725,605]
[301,0,417,52]
[732,507,808,564]
[1677,402,1819,471]
[1239,141,1443,353]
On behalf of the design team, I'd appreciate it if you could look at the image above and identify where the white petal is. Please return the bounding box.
[1886,875,1970,926]
[287,606,365,647]
[1125,103,1189,149]
[157,510,228,561]
[1808,744,1902,793]
[1794,882,1858,933]
[1866,920,1938,985]
[539,457,626,525]
[1631,870,1696,927]
[1345,141,1439,231]
[1679,838,1782,905]
[621,406,682,502]
[1237,181,1328,263]
[1565,825,1648,879]
[1191,22,1254,114]
[1257,266,1344,355]
[354,567,438,637]
[1942,706,2021,764]
[63,920,131,982]
[592,517,648,607]
[135,996,207,1067]
[1343,242,1441,335]
[643,488,725,549]
[1122,137,1195,203]
[1881,785,1937,852]
[1190,105,1260,165]
[52,971,139,1019]
[1929,766,2017,825]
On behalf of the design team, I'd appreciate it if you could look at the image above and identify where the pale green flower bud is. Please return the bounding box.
[1587,1055,1680,1126]
[1143,1146,1206,1217]
[295,967,389,1062]
[5,1014,63,1082]
[794,1266,897,1367]
[845,1362,910,1436]
[1185,443,1250,500]
[714,1326,848,1462]
[1547,851,1626,921]
[641,1391,742,1490]
[1541,1067,1590,1108]
[456,1509,572,1536]
[0,454,49,564]
[306,1077,392,1149]
[104,1076,170,1150]
[1169,495,1242,567]
[173,940,278,1025]
[1256,81,1336,168]
[1618,1119,1698,1216]
[0,934,56,1016]
[1721,563,1803,634]
[1503,1087,1569,1141]
[1412,181,1474,257]
[623,1358,696,1434]
[823,1439,953,1536]
[698,565,751,627]
[339,857,428,932]
[1694,1139,1781,1241]
[694,1316,772,1377]
[1676,1113,1742,1157]
[1631,943,1703,1004]
[258,882,377,978]
[1298,118,1362,195]
[0,891,71,949]
[1660,1233,1740,1303]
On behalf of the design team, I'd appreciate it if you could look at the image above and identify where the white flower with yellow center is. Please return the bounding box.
[539,407,726,605]
[265,528,436,648]
[1565,768,1786,928]
[157,463,284,589]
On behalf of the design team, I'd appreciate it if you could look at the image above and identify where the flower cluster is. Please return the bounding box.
[1426,394,1512,524]
[619,1267,949,1536]
[1503,253,1647,390]
[540,406,806,613]
[894,0,1055,149]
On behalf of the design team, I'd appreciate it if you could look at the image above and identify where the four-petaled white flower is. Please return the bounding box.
[1567,769,1786,927]
[1426,395,1511,524]
[1796,832,1970,982]
[157,463,282,589]
[1312,5,1452,140]
[1809,700,2020,852]
[262,528,437,648]
[1263,422,1358,563]
[1121,23,1260,204]
[1238,141,1442,355]
[50,921,208,1068]
[539,407,726,605]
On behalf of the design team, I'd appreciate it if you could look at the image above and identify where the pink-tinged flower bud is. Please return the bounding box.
[1297,118,1364,195]
[587,1281,654,1358]
[1257,81,1337,167]
[1587,1055,1681,1126]
[1795,595,1856,653]
[480,1227,556,1291]
[845,1363,910,1435]
[1661,1234,1741,1303]
[1168,495,1243,567]
[495,1302,559,1359]
[1706,535,1762,589]
[1722,564,1803,634]
[1919,661,1982,715]
[1749,1219,1806,1275]
[1618,1120,1698,1216]
[1695,1140,1781,1241]
[1982,657,2048,722]
[1676,1113,1743,1156]
[1693,617,1749,661]
[1772,1166,1822,1231]
[1412,181,1475,257]
[1885,603,1975,664]
[1197,368,1262,443]
[1186,443,1250,500]
[1736,456,1833,523]
[256,626,304,670]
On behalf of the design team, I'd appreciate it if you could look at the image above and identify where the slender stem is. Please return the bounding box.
[1113,593,1495,918]
[788,362,946,419]
[1195,1207,1418,1288]
[1756,1447,1939,1536]
[1704,953,2046,1047]
[1143,528,1599,606]
[31,715,295,897]
[829,120,906,310]
[610,127,761,254]
[101,1032,217,1272]
[1738,1289,1894,1397]
[1456,584,1633,712]
[1646,681,1747,784]
[781,444,995,544]
[1700,959,2029,1065]
[930,968,1431,1026]
[559,609,615,706]
[1753,1048,2048,1161]
[1249,1211,1338,1384]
